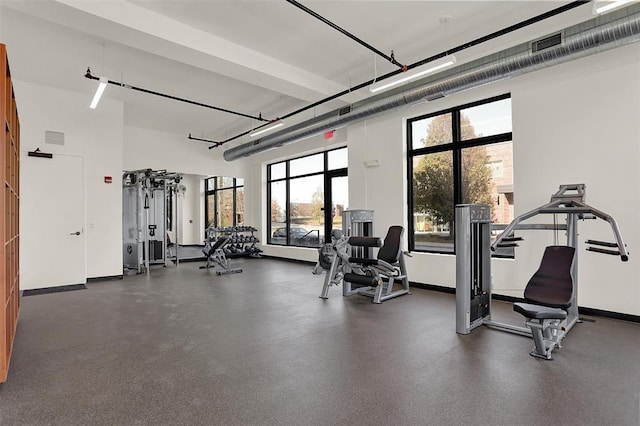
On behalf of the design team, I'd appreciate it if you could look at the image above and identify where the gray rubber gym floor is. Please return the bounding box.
[1,258,639,425]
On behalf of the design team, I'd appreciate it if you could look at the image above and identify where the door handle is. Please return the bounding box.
[70,231,81,236]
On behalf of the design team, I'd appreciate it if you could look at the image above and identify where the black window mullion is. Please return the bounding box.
[204,178,209,236]
[232,186,237,227]
[267,148,348,247]
[407,94,512,254]
[452,110,463,255]
[323,153,331,244]
[452,109,463,207]
[407,118,416,252]
[285,161,290,245]
[213,178,219,228]
[233,178,238,227]
[267,178,273,241]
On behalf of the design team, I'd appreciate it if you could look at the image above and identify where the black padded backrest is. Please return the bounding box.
[524,245,575,309]
[207,236,230,255]
[377,226,404,264]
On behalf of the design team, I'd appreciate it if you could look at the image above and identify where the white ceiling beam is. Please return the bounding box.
[10,0,350,103]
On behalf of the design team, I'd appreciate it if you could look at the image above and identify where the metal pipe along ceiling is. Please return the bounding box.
[224,6,640,161]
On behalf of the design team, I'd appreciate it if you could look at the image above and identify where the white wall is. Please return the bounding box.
[124,126,248,178]
[244,43,640,316]
[16,80,124,281]
[177,174,205,245]
[0,7,4,42]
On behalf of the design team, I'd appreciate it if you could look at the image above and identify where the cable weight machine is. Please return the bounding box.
[123,169,182,274]
[456,184,629,358]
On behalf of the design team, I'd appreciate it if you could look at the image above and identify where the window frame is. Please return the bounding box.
[204,176,245,232]
[267,147,347,247]
[406,93,513,255]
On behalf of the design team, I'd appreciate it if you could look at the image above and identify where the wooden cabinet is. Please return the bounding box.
[0,43,20,383]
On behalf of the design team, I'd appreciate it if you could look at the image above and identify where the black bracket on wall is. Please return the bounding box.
[27,148,53,159]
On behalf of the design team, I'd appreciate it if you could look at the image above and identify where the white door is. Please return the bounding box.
[20,153,85,290]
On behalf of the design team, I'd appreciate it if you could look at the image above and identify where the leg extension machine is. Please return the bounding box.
[320,226,411,304]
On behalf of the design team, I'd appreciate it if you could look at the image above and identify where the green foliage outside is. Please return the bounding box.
[413,114,493,234]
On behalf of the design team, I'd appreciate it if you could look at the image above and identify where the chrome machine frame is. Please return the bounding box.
[456,184,629,347]
[123,169,182,274]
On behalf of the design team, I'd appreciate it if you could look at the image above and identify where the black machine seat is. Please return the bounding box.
[512,246,575,360]
[521,245,575,310]
[327,225,410,304]
[513,302,568,320]
[377,226,403,264]
[348,226,404,267]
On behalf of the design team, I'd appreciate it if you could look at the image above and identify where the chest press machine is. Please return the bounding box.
[456,184,629,360]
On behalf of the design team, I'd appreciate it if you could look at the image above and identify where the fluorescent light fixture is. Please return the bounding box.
[370,55,457,93]
[89,77,108,109]
[249,120,285,138]
[593,0,636,15]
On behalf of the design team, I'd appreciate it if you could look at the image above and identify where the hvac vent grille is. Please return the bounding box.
[44,130,65,145]
[531,32,563,53]
[425,92,446,102]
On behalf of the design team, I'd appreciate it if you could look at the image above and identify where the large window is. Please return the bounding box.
[205,177,244,229]
[268,147,348,248]
[408,94,514,254]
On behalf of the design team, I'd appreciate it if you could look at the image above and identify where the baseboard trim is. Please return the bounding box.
[22,283,87,296]
[409,281,640,323]
[260,254,316,265]
[410,281,455,294]
[175,257,207,263]
[87,275,123,283]
[576,306,640,323]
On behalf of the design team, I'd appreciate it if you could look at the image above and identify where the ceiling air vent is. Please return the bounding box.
[425,92,446,102]
[531,32,563,53]
[44,130,65,146]
[339,106,351,116]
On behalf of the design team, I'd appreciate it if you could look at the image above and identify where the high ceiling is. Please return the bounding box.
[0,0,594,149]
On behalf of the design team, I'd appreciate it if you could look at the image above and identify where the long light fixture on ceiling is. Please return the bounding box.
[89,77,108,109]
[249,120,285,138]
[84,67,270,122]
[593,0,636,15]
[369,55,457,94]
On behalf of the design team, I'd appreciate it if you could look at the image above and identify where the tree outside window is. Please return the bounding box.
[409,95,513,254]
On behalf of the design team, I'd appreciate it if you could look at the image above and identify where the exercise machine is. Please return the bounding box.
[320,226,411,304]
[456,184,629,359]
[342,209,374,258]
[122,169,182,274]
[312,229,344,275]
[199,236,242,275]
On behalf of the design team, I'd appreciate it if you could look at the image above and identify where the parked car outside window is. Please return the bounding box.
[272,226,320,244]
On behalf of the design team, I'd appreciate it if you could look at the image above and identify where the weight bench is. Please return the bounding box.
[513,245,575,360]
[199,236,242,275]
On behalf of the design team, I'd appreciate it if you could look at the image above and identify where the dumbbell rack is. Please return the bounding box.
[206,226,262,258]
